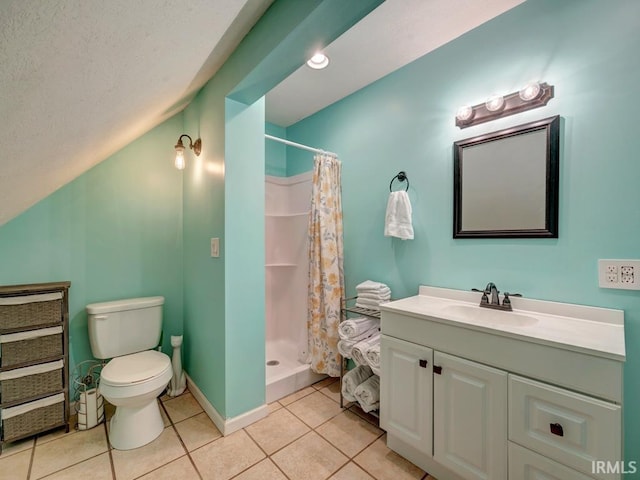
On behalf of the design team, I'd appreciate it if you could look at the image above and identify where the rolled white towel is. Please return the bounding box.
[365,343,380,370]
[352,334,380,367]
[371,366,381,376]
[354,374,380,413]
[339,317,380,340]
[337,339,356,359]
[342,365,373,403]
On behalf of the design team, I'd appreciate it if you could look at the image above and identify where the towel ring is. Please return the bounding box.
[389,171,409,192]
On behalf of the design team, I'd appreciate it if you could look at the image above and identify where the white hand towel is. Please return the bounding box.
[384,190,414,240]
[354,302,379,311]
[354,374,380,413]
[355,297,387,306]
[342,365,373,403]
[365,343,380,369]
[356,280,390,292]
[339,317,380,339]
[352,334,380,366]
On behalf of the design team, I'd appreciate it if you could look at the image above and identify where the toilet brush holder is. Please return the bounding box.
[167,335,186,397]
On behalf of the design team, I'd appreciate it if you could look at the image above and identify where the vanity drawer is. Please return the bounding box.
[509,375,621,479]
[509,442,596,480]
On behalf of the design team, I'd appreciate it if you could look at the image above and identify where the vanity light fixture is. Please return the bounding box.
[174,134,202,170]
[455,81,554,129]
[306,52,329,70]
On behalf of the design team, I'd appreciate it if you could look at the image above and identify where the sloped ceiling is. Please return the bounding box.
[0,0,273,226]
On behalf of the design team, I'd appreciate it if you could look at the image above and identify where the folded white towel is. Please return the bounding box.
[339,317,380,340]
[365,343,380,369]
[354,302,380,311]
[352,334,380,367]
[342,365,373,403]
[384,190,414,240]
[356,292,391,301]
[356,280,390,292]
[355,297,386,307]
[354,374,380,413]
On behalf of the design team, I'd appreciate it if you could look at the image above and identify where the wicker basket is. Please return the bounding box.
[0,298,62,330]
[1,334,63,368]
[1,368,63,404]
[1,400,65,442]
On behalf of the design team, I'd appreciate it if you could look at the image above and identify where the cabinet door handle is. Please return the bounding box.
[419,359,428,368]
[550,423,564,437]
[433,366,442,375]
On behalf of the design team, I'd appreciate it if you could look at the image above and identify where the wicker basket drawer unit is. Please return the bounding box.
[0,292,63,330]
[1,393,65,442]
[0,360,64,404]
[0,327,63,368]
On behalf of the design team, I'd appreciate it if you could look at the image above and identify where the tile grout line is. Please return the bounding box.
[26,438,36,480]
[158,398,204,480]
[104,421,116,480]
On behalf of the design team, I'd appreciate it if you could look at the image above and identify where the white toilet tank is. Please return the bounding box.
[87,296,165,359]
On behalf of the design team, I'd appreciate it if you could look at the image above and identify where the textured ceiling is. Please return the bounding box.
[266,0,525,127]
[0,0,272,226]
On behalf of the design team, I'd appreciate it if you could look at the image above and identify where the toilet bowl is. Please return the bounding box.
[99,350,172,450]
[87,296,172,450]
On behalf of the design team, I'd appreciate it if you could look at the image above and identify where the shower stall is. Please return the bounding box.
[265,172,325,402]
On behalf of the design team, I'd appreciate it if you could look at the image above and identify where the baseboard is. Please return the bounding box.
[185,373,268,435]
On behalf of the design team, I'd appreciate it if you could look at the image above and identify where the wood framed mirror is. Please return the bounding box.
[453,115,560,238]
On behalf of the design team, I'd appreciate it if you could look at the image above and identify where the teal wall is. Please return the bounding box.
[0,115,184,371]
[286,0,640,466]
[266,123,287,177]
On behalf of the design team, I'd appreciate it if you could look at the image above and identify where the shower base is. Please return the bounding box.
[265,340,325,403]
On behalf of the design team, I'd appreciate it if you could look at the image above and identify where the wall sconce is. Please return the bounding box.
[174,134,202,170]
[455,82,554,129]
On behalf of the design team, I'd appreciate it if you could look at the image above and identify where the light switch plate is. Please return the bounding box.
[211,238,220,258]
[598,259,640,290]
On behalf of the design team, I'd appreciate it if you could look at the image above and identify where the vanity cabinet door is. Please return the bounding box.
[380,335,433,457]
[433,352,507,480]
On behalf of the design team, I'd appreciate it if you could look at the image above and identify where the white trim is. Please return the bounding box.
[0,325,62,343]
[185,374,268,436]
[265,171,312,186]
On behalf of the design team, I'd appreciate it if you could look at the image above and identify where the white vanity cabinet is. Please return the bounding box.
[379,286,625,480]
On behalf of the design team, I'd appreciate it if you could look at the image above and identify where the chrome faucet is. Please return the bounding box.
[472,283,522,311]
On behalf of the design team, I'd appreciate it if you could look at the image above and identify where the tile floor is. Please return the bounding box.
[0,378,436,480]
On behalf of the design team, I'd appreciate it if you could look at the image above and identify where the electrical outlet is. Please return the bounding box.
[599,259,640,290]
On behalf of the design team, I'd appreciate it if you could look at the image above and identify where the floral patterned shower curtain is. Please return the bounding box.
[307,153,344,377]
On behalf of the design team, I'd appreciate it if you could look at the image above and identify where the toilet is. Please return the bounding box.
[87,296,172,450]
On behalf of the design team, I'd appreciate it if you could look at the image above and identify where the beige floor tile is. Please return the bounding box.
[40,452,112,480]
[111,427,186,480]
[0,436,34,457]
[330,462,375,480]
[312,376,336,390]
[0,449,31,480]
[191,429,265,480]
[174,412,222,451]
[31,424,108,479]
[234,458,287,480]
[267,401,282,414]
[138,455,199,480]
[279,386,315,406]
[317,410,384,458]
[271,431,348,480]
[163,392,203,423]
[286,391,343,428]
[349,404,380,426]
[36,415,79,445]
[354,437,424,480]
[245,408,309,455]
[319,380,342,403]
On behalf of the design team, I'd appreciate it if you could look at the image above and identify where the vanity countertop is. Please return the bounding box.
[380,286,625,362]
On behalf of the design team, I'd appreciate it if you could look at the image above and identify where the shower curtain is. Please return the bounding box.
[307,153,344,377]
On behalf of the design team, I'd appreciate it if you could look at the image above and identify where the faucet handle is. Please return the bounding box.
[502,292,522,307]
[472,288,489,304]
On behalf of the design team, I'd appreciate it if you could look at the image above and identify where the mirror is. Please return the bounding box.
[453,115,560,238]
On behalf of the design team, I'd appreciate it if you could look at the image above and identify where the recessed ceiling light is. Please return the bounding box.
[307,52,329,70]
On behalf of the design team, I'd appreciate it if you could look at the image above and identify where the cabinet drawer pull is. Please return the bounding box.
[550,422,564,437]
[433,366,442,375]
[419,359,428,368]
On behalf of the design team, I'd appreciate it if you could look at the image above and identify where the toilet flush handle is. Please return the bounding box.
[93,315,108,320]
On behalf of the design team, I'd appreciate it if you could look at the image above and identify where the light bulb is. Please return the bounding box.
[456,105,473,121]
[519,82,541,101]
[175,148,185,170]
[306,52,329,70]
[485,94,505,112]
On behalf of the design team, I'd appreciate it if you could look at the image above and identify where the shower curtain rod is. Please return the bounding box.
[265,134,337,157]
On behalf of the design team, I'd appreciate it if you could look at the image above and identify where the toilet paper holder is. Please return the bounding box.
[72,360,105,430]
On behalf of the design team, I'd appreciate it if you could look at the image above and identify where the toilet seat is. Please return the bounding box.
[102,350,171,386]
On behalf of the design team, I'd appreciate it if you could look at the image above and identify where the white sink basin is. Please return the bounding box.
[442,304,539,327]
